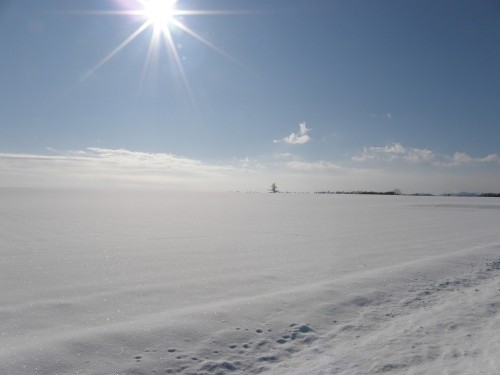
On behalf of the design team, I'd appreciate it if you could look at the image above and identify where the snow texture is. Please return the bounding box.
[1,189,500,374]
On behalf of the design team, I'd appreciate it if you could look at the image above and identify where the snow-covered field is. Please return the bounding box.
[1,189,500,375]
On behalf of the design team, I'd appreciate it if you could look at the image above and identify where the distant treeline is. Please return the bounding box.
[314,190,401,195]
[481,193,500,197]
[314,191,500,197]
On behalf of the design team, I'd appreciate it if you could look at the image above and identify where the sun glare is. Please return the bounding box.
[73,0,246,107]
[142,0,177,30]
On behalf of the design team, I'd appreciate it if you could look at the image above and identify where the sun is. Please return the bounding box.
[141,0,177,30]
[72,0,245,106]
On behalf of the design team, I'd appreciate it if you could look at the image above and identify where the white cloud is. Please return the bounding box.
[353,142,498,169]
[434,152,499,168]
[352,143,407,162]
[238,156,266,171]
[351,151,376,162]
[0,148,369,192]
[286,160,343,171]
[2,146,499,194]
[453,152,473,164]
[379,143,406,154]
[273,152,292,159]
[0,147,377,194]
[0,148,242,190]
[479,154,499,163]
[299,122,310,135]
[277,122,311,144]
[368,113,392,120]
[405,148,435,163]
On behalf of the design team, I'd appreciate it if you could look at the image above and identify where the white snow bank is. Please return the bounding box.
[1,189,499,374]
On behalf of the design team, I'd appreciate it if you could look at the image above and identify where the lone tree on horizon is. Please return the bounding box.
[269,182,278,193]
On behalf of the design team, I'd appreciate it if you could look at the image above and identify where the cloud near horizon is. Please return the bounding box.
[0,148,242,190]
[434,152,499,167]
[352,142,498,167]
[286,160,343,171]
[1,146,500,193]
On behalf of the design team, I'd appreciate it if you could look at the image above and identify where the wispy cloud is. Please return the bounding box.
[2,146,500,193]
[0,148,241,189]
[352,142,498,168]
[78,147,238,174]
[275,122,311,144]
[0,147,369,191]
[286,160,343,171]
[273,152,293,159]
[368,113,393,120]
[406,148,435,163]
[352,142,409,162]
[434,152,499,167]
[237,156,266,171]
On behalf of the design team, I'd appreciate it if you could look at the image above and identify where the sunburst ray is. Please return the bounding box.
[68,0,249,105]
[80,20,152,82]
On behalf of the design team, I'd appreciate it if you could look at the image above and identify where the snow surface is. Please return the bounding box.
[1,189,500,374]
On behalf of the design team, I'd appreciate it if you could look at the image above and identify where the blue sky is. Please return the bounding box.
[1,0,499,192]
